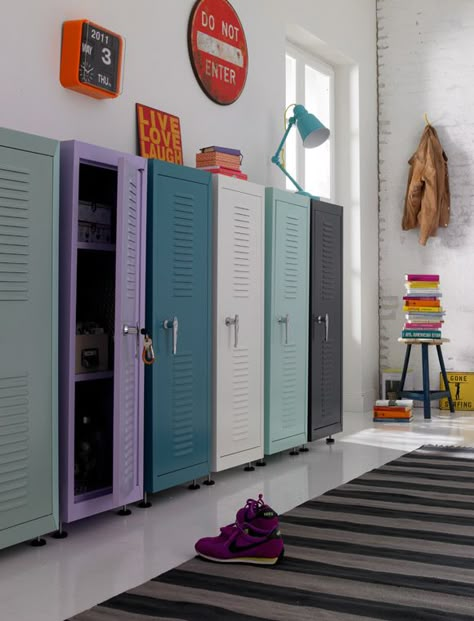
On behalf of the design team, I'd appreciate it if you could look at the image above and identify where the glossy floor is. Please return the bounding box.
[1,408,473,621]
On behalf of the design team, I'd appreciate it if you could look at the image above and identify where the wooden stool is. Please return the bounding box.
[398,338,455,419]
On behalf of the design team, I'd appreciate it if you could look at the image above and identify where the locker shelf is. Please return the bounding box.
[77,242,116,252]
[74,487,113,504]
[75,371,114,382]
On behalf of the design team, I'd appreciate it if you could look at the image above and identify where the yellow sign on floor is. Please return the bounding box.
[439,372,474,410]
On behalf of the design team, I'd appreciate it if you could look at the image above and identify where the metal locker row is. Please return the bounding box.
[264,192,343,455]
[0,127,342,552]
[145,167,265,489]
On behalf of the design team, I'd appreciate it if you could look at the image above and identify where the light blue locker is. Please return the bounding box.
[264,188,310,455]
[144,161,212,494]
[0,127,58,549]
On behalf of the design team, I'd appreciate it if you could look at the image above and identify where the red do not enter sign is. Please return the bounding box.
[188,0,248,105]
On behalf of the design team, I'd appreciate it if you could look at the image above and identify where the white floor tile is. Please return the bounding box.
[0,408,472,621]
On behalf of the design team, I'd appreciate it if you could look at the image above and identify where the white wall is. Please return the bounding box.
[378,0,474,389]
[0,0,378,413]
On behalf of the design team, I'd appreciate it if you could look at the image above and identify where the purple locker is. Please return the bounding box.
[59,141,146,526]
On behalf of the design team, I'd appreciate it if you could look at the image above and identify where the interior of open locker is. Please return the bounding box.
[73,161,119,502]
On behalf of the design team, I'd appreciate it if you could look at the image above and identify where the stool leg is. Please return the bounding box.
[421,343,431,419]
[400,345,412,390]
[437,345,455,413]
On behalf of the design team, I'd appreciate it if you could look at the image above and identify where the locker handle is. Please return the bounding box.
[277,313,290,345]
[163,316,179,354]
[316,313,329,342]
[225,314,239,348]
[123,323,140,358]
[123,324,139,335]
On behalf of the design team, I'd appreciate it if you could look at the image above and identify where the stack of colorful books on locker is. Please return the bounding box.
[373,399,414,422]
[196,145,248,180]
[401,273,444,339]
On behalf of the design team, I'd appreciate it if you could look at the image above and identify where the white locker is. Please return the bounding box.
[211,175,265,472]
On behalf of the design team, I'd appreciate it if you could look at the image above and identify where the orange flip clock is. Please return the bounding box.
[60,19,124,99]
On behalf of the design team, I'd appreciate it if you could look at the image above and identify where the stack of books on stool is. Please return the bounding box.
[402,273,444,339]
[373,399,414,422]
[196,145,247,180]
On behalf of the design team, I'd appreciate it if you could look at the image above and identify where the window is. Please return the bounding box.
[285,43,334,200]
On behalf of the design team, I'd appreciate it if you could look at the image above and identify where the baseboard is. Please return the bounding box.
[344,387,377,413]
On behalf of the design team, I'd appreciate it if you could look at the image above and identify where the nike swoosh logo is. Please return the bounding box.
[228,539,268,554]
[228,533,280,554]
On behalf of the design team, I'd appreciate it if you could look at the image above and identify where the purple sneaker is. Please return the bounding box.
[195,523,284,565]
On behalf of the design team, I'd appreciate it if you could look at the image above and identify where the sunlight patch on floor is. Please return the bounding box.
[340,427,465,451]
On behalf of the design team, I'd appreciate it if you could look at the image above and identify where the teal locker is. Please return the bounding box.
[264,188,310,455]
[0,127,58,549]
[144,161,212,494]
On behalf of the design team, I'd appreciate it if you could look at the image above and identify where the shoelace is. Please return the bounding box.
[243,493,265,520]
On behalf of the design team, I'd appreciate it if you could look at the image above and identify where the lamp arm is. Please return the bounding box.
[271,117,306,194]
[271,116,295,167]
[272,157,306,194]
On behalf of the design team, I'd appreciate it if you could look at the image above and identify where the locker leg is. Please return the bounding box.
[30,536,46,547]
[289,447,300,456]
[299,444,309,452]
[256,459,266,467]
[188,479,200,490]
[244,462,255,471]
[326,436,335,444]
[203,474,215,486]
[52,521,68,539]
[117,505,132,516]
[138,492,152,508]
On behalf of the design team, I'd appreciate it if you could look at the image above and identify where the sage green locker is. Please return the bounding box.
[0,128,58,550]
[264,188,310,455]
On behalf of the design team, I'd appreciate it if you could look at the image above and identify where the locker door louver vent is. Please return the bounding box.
[284,214,299,300]
[173,194,195,298]
[121,359,137,494]
[172,354,194,457]
[321,341,335,415]
[126,177,138,300]
[281,344,297,428]
[321,221,336,301]
[233,206,250,298]
[0,166,30,302]
[0,374,29,513]
[232,348,250,441]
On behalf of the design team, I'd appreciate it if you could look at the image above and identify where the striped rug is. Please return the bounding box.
[69,445,474,621]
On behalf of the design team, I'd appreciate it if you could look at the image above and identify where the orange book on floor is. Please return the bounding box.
[373,409,412,418]
[373,405,411,413]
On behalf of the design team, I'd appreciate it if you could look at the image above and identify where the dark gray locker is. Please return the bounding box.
[309,200,343,442]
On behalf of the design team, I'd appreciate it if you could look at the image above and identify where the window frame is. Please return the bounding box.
[285,42,335,201]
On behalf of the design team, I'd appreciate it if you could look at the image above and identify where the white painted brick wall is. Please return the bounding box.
[377,0,474,395]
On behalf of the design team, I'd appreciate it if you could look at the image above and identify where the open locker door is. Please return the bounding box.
[113,157,146,507]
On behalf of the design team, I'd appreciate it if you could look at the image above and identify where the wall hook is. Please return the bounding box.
[424,113,431,126]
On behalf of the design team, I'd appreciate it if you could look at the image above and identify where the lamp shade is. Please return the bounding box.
[293,104,330,148]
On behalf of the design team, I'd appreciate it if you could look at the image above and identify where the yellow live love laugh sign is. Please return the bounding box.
[136,103,183,164]
[440,372,474,410]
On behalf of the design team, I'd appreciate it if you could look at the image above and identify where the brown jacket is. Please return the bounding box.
[402,125,450,245]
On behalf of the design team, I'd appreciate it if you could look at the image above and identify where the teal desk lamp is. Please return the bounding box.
[271,103,330,197]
